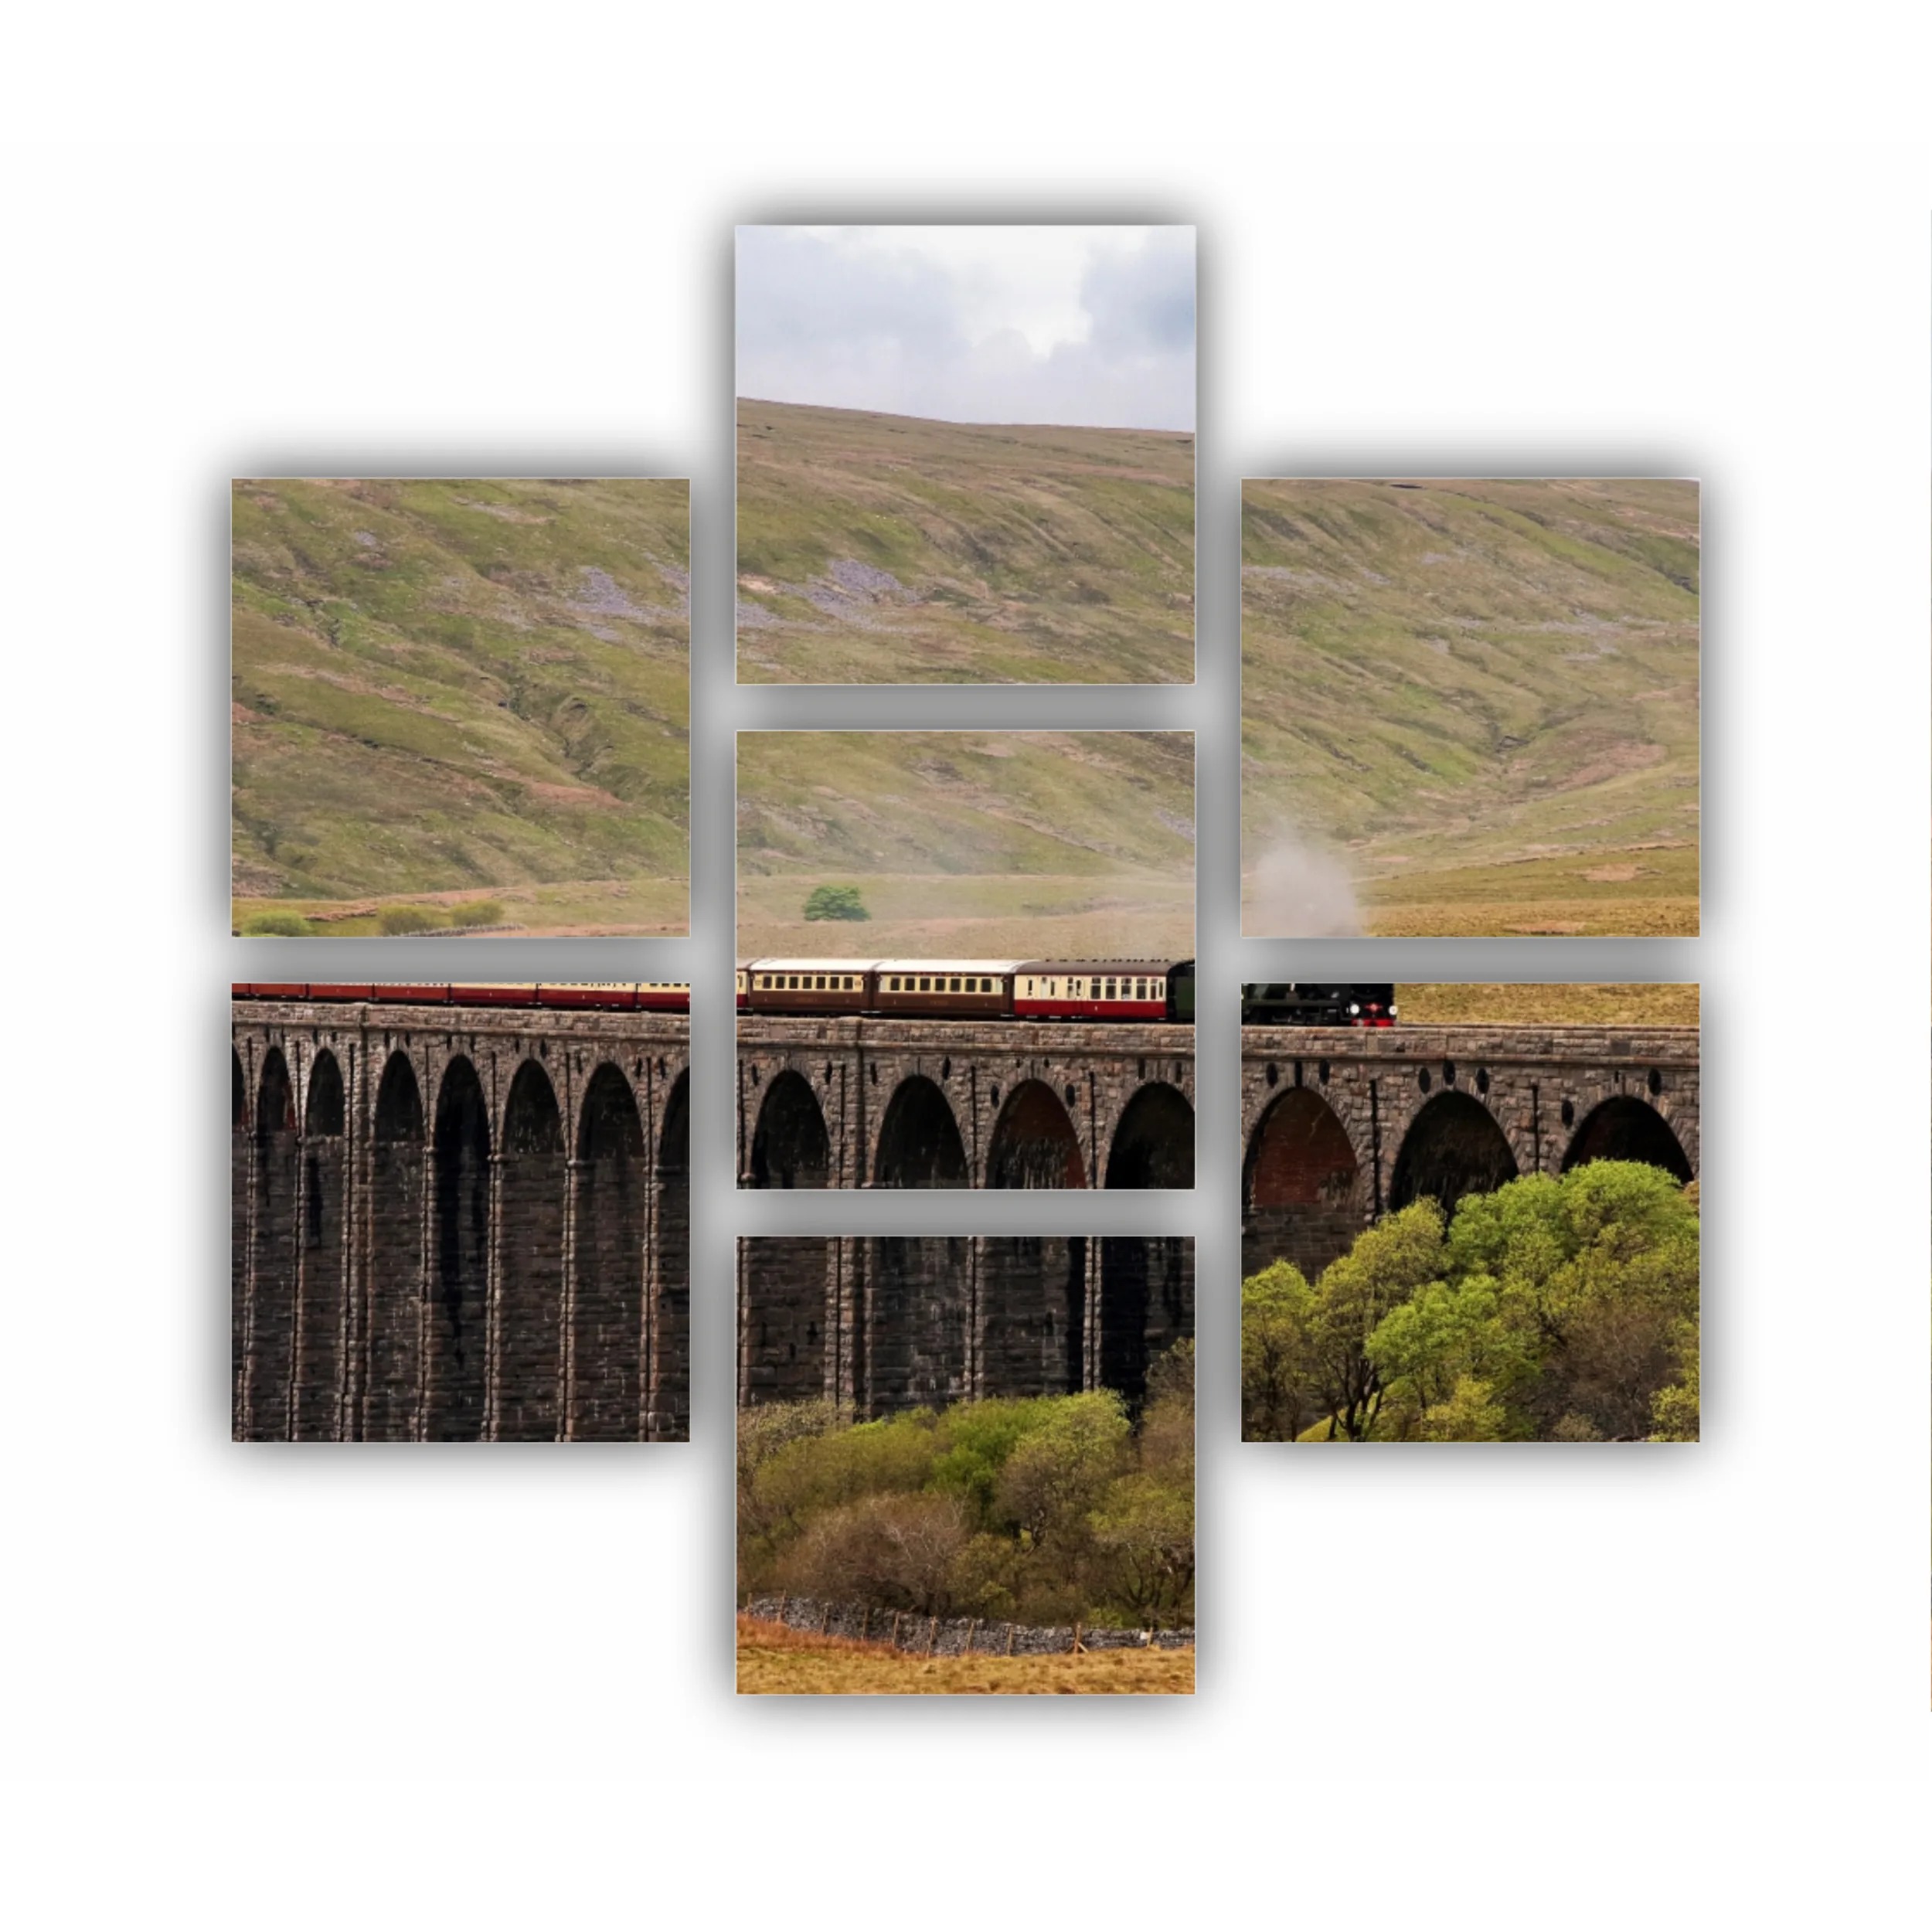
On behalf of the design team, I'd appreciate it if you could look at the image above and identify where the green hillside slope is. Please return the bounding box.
[1241,478,1699,936]
[232,478,689,934]
[736,400,1194,684]
[736,731,1195,957]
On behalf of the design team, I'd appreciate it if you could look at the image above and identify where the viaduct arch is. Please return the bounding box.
[738,1016,1195,1190]
[1240,1023,1699,1281]
[232,993,690,1441]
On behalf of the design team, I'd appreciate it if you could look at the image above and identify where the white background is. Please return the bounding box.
[3,9,1930,1924]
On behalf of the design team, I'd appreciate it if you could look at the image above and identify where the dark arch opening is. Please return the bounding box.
[363,1052,426,1440]
[573,1063,645,1441]
[1243,1086,1363,1280]
[428,1057,491,1440]
[651,1070,691,1441]
[1561,1096,1692,1182]
[1104,1083,1195,1190]
[1390,1090,1519,1217]
[230,1050,248,1433]
[873,1077,967,1189]
[987,1080,1086,1189]
[496,1060,565,1440]
[242,1048,299,1440]
[1098,1236,1194,1406]
[750,1070,829,1188]
[982,1236,1087,1396]
[294,1049,347,1440]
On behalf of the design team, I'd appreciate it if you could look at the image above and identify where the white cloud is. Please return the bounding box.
[736,224,1195,430]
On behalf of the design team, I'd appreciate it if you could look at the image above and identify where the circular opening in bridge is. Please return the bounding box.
[873,1076,968,1189]
[750,1070,830,1189]
[1475,1067,1489,1097]
[1265,1061,1277,1088]
[1648,1068,1664,1097]
[1443,1060,1457,1087]
[987,1079,1087,1189]
[1560,1096,1692,1182]
[1244,1087,1357,1212]
[1417,1067,1431,1094]
[1105,1082,1195,1190]
[1389,1090,1519,1217]
[1560,1097,1575,1128]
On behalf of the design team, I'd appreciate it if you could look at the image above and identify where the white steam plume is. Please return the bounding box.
[1247,828,1364,937]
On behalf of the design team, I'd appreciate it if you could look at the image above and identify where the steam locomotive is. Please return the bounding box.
[1240,983,1396,1026]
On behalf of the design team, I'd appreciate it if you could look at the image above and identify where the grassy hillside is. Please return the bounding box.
[232,478,689,934]
[1241,478,1699,936]
[736,731,1194,956]
[736,400,1194,684]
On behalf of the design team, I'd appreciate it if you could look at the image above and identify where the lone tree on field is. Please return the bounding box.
[804,885,869,922]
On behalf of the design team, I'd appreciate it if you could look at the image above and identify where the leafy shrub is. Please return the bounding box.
[803,885,869,922]
[240,911,311,937]
[376,903,438,935]
[447,899,505,928]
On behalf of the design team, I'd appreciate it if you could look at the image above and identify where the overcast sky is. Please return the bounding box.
[736,225,1196,431]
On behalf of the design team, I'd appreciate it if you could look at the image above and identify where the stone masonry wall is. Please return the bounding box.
[737,1018,1195,1190]
[738,1235,1194,1417]
[233,998,691,1442]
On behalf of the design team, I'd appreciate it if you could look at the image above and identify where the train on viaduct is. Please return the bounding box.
[231,993,690,1441]
[1242,1022,1700,1279]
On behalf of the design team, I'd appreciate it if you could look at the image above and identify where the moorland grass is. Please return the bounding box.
[736,401,1194,685]
[232,478,689,928]
[1241,478,1699,934]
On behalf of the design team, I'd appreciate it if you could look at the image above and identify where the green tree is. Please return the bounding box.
[1241,1261,1316,1442]
[803,884,869,921]
[1307,1199,1446,1439]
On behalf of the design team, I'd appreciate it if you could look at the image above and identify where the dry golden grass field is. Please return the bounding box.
[1396,982,1699,1027]
[735,1618,1194,1696]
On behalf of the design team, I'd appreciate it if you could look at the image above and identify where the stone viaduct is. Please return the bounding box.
[232,996,690,1442]
[738,1236,1194,1420]
[1242,1023,1700,1280]
[736,1018,1196,1191]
